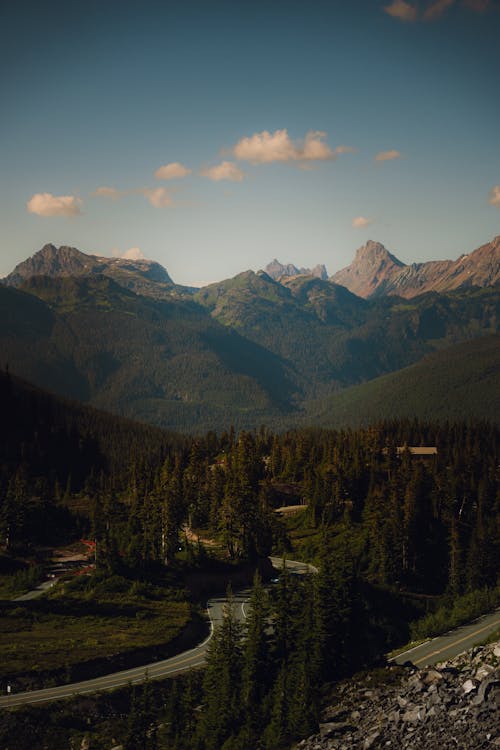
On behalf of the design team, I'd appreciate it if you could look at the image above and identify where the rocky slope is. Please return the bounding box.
[331,236,500,299]
[298,639,500,750]
[3,243,196,299]
[264,259,328,281]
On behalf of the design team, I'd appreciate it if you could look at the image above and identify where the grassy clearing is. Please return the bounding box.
[0,571,191,688]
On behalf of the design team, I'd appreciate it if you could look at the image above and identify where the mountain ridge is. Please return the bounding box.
[264,258,328,281]
[1,240,499,432]
[331,236,500,298]
[4,236,500,301]
[3,243,199,300]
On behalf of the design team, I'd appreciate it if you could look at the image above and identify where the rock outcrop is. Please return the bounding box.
[4,244,179,298]
[298,640,499,749]
[331,236,500,299]
[264,259,328,281]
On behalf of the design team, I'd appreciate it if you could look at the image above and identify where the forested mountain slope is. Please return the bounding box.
[1,244,499,432]
[304,333,500,427]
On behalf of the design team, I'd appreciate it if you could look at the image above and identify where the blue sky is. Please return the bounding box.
[1,0,499,286]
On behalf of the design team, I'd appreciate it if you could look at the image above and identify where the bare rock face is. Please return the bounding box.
[4,244,175,294]
[298,640,500,750]
[264,259,328,281]
[330,241,405,298]
[331,236,500,299]
[5,244,101,284]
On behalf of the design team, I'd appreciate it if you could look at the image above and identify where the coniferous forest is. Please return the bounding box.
[0,368,498,749]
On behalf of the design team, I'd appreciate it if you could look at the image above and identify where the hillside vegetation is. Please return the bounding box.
[305,333,500,427]
[0,373,498,748]
[1,265,499,431]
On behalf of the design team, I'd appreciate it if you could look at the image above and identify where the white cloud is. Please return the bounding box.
[231,128,344,165]
[300,131,336,161]
[142,187,174,208]
[154,162,192,180]
[91,186,126,200]
[383,1,418,21]
[200,161,245,182]
[352,216,373,228]
[233,129,296,164]
[375,149,402,162]
[489,185,500,207]
[27,192,82,217]
[112,247,147,260]
[423,0,455,21]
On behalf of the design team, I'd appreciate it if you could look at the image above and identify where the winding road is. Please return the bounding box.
[0,557,311,708]
[2,558,497,708]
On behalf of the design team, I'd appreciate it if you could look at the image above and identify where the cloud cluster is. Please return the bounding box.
[352,216,373,228]
[232,129,345,165]
[27,127,403,223]
[141,187,174,208]
[384,0,491,21]
[489,185,500,207]
[27,192,82,217]
[375,149,402,162]
[384,0,418,21]
[112,247,147,260]
[200,161,245,182]
[154,162,192,180]
[91,186,126,200]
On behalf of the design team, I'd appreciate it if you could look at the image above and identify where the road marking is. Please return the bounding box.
[1,557,309,708]
[388,640,432,662]
[413,617,500,666]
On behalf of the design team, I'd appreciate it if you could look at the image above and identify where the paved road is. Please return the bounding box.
[390,607,500,667]
[269,556,318,575]
[0,557,316,708]
[0,588,252,709]
[14,579,58,602]
[3,558,497,707]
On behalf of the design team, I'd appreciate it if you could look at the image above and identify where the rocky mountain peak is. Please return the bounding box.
[331,236,500,299]
[311,263,328,280]
[4,244,174,292]
[5,244,100,285]
[330,241,405,298]
[264,259,328,281]
[354,240,405,268]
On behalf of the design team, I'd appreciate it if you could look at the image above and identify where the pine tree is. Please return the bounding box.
[240,572,270,746]
[125,682,158,750]
[198,590,243,750]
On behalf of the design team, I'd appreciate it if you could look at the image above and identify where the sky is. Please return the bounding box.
[1,0,499,286]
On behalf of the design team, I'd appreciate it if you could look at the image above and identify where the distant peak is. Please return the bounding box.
[5,243,174,289]
[264,259,328,281]
[355,240,404,267]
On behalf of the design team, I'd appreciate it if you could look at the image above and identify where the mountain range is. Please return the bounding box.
[330,236,500,299]
[1,238,499,431]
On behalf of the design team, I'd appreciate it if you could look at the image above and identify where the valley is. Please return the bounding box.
[1,239,499,432]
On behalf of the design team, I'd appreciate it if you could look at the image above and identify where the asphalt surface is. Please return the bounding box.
[0,588,252,709]
[390,607,500,667]
[14,579,58,602]
[4,558,495,707]
[0,558,314,709]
